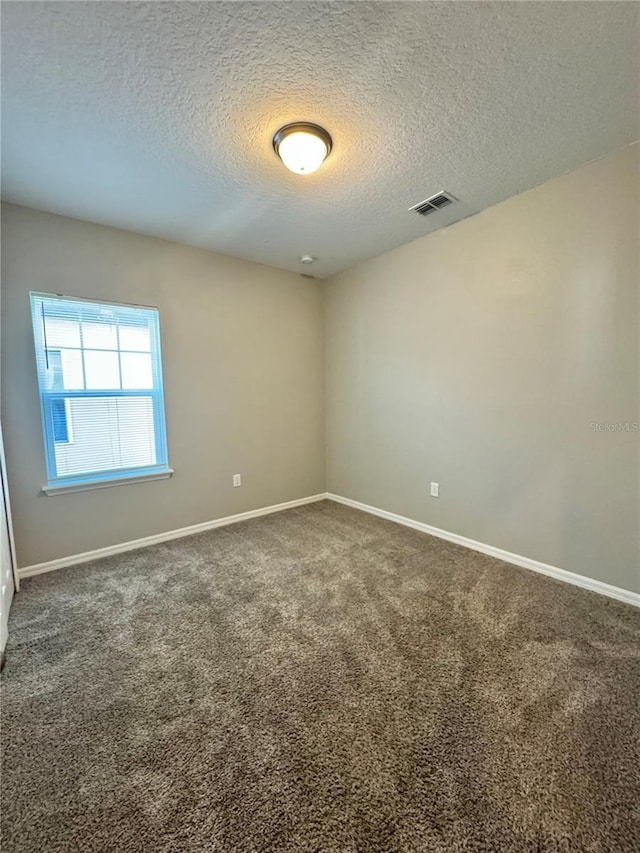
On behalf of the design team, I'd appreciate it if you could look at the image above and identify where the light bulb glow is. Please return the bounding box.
[273,123,332,175]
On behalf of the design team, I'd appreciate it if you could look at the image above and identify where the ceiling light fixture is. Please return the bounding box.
[273,123,332,175]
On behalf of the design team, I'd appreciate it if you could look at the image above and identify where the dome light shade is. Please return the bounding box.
[273,123,332,175]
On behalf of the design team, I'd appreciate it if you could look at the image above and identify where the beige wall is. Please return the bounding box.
[1,204,325,566]
[3,145,638,591]
[325,144,639,593]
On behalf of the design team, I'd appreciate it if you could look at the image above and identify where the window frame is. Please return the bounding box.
[30,292,173,495]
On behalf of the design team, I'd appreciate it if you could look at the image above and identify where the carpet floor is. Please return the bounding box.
[1,500,639,852]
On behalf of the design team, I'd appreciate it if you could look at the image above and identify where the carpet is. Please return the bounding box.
[1,500,639,852]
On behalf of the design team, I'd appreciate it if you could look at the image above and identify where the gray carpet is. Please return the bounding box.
[2,500,639,852]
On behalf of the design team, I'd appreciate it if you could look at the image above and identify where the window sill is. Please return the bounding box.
[42,468,174,496]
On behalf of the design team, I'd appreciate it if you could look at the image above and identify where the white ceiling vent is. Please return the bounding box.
[409,191,457,216]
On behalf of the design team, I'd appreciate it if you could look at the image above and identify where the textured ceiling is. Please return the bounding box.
[2,1,638,278]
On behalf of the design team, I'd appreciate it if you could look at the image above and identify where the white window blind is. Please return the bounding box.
[30,292,171,493]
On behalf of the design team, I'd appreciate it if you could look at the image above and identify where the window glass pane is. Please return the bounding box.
[83,350,120,390]
[43,350,64,392]
[60,349,84,390]
[82,321,118,350]
[120,352,153,390]
[53,396,156,476]
[119,325,151,352]
[51,399,69,443]
[44,317,81,349]
[116,397,156,468]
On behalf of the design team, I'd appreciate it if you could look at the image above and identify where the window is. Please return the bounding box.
[30,293,172,494]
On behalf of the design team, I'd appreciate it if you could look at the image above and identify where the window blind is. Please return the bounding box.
[30,292,171,491]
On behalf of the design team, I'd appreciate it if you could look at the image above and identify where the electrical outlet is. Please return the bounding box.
[430,482,439,498]
[233,474,242,487]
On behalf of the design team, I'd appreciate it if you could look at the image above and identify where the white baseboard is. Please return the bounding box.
[18,493,328,579]
[327,493,639,608]
[19,490,639,608]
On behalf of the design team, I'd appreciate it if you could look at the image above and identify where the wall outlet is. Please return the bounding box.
[430,482,439,498]
[233,474,242,487]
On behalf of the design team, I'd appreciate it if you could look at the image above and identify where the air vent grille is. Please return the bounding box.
[409,191,456,216]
